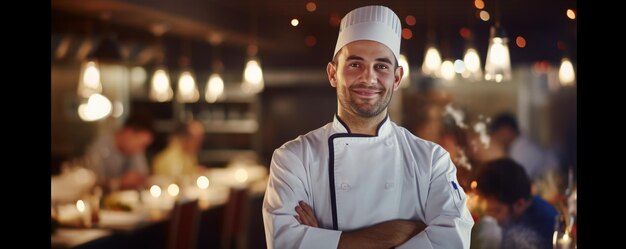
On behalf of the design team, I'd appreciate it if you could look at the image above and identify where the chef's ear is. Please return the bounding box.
[393,65,403,91]
[327,62,337,87]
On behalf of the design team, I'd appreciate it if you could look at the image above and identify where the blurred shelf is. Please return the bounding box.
[155,119,258,134]
[199,149,257,165]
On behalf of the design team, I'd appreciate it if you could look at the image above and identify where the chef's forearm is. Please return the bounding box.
[337,220,426,249]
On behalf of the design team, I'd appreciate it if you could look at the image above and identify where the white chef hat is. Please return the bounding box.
[333,5,402,61]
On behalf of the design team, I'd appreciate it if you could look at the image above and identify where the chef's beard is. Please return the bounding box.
[338,84,393,118]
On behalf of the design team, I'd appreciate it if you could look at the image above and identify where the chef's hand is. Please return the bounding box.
[295,201,319,227]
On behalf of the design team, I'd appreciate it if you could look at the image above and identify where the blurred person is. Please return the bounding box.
[152,120,205,178]
[476,158,557,249]
[470,215,502,249]
[84,112,155,192]
[488,112,559,181]
[263,5,473,249]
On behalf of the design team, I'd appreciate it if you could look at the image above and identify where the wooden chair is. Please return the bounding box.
[221,188,250,249]
[168,198,201,249]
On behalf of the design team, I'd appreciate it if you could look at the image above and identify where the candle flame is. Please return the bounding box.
[150,185,162,197]
[168,183,180,197]
[197,176,210,189]
[234,168,249,183]
[76,200,86,212]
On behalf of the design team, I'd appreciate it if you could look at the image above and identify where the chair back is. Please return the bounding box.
[168,198,200,249]
[221,188,249,249]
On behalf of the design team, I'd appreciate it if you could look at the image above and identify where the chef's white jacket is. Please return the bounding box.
[263,116,474,248]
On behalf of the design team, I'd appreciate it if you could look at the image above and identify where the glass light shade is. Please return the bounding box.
[440,60,456,81]
[176,70,199,103]
[242,58,264,94]
[421,46,442,77]
[559,57,576,86]
[78,93,112,121]
[399,54,410,88]
[484,26,512,82]
[463,48,483,81]
[149,67,173,102]
[130,66,147,94]
[77,60,103,98]
[205,73,225,103]
[454,60,465,74]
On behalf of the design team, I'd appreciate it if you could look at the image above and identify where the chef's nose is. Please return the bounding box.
[361,66,377,84]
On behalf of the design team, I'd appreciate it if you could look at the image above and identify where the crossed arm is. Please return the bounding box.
[295,201,427,249]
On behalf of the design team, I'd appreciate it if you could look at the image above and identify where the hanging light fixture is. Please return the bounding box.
[558,9,576,87]
[463,47,483,80]
[242,56,264,94]
[77,34,122,98]
[176,40,199,103]
[205,73,225,103]
[148,23,173,102]
[205,34,225,103]
[421,45,442,77]
[149,66,173,102]
[558,57,575,86]
[241,2,264,95]
[78,93,113,121]
[76,33,120,122]
[176,68,200,103]
[440,59,456,81]
[484,24,511,82]
[77,60,102,98]
[459,2,483,81]
[484,0,511,83]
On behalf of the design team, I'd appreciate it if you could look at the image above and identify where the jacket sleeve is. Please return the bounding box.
[397,151,474,249]
[262,147,342,249]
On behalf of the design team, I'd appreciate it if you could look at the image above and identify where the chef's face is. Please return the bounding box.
[327,40,403,118]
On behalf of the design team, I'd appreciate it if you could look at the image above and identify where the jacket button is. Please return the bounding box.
[385,140,393,146]
[385,182,394,189]
[341,183,351,190]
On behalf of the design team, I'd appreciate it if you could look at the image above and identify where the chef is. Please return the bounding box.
[262,5,474,249]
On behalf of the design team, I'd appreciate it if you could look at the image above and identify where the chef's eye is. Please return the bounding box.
[375,64,389,70]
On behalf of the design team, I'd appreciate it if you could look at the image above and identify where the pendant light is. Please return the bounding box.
[149,24,173,102]
[205,35,225,103]
[421,45,442,77]
[460,6,483,81]
[149,66,173,102]
[484,0,511,82]
[77,60,103,98]
[176,41,199,103]
[77,31,120,121]
[484,24,511,82]
[241,2,264,95]
[206,73,225,103]
[558,57,575,86]
[463,47,483,81]
[176,58,200,103]
[242,54,264,94]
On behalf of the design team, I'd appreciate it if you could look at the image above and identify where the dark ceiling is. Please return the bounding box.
[51,0,577,71]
